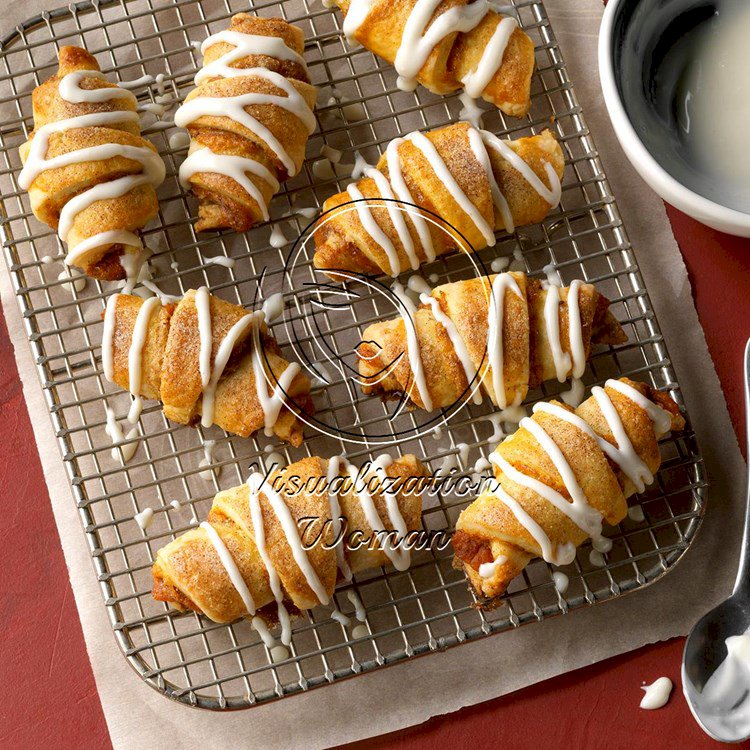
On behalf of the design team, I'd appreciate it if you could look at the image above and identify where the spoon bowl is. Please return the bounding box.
[682,338,750,742]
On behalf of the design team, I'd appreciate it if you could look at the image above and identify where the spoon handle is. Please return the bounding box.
[732,337,750,598]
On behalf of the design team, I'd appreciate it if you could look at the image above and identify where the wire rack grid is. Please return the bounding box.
[0,0,706,711]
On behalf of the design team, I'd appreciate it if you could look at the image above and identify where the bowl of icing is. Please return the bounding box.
[599,0,750,236]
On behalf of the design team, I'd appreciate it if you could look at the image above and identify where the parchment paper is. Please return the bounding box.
[0,0,745,747]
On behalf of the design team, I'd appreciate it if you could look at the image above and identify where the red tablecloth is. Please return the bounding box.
[1,206,748,749]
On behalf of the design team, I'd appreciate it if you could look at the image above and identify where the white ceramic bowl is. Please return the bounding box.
[598,0,750,236]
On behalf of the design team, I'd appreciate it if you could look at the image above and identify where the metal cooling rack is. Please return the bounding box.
[0,0,706,711]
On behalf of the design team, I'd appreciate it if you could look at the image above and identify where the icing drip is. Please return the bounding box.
[347,590,367,621]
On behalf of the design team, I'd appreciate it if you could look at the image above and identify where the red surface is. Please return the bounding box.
[0,207,748,749]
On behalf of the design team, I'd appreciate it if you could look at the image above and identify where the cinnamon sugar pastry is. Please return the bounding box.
[19,46,165,279]
[313,122,564,277]
[175,13,317,232]
[452,378,685,601]
[152,454,427,637]
[358,272,627,411]
[326,0,535,117]
[102,289,312,446]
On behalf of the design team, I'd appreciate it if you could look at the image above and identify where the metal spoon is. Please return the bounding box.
[682,337,750,742]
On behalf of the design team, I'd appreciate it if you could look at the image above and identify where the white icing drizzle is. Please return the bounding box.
[391,281,432,410]
[342,0,374,41]
[261,292,284,323]
[487,272,524,408]
[347,124,561,274]
[192,291,294,434]
[544,284,572,382]
[195,287,213,390]
[605,378,673,435]
[591,386,653,493]
[179,147,279,222]
[251,615,277,647]
[326,456,353,580]
[196,31,308,84]
[345,461,411,571]
[58,70,136,103]
[331,608,351,626]
[392,0,488,91]
[126,296,161,423]
[174,67,315,176]
[247,472,330,606]
[406,131,496,247]
[567,280,586,378]
[365,166,420,271]
[200,520,256,614]
[201,313,256,428]
[533,399,650,493]
[519,416,605,542]
[351,623,369,639]
[480,129,562,207]
[102,293,120,382]
[386,137,435,262]
[458,91,485,129]
[346,181,401,276]
[246,476,291,644]
[560,377,585,408]
[419,293,482,405]
[462,17,518,98]
[250,312,301,435]
[270,224,288,248]
[20,72,165,268]
[468,127,513,232]
[104,406,139,463]
[490,444,601,550]
[488,479,571,564]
